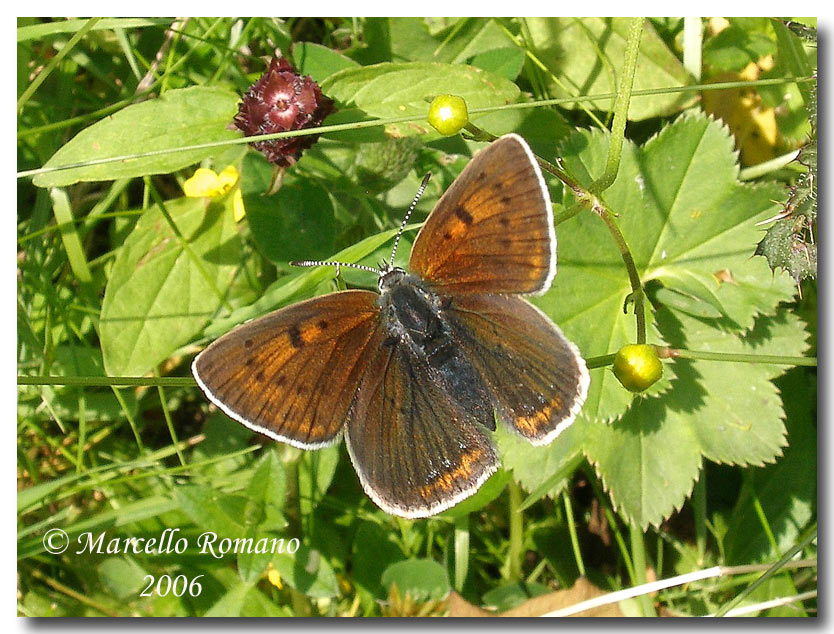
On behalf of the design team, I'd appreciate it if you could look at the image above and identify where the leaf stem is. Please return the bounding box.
[591,17,643,194]
[17,376,197,387]
[657,348,818,366]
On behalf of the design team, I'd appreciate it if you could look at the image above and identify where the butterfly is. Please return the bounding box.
[192,134,589,518]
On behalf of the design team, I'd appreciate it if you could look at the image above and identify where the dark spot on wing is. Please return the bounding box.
[317,319,329,330]
[443,231,452,240]
[500,238,512,248]
[499,216,510,227]
[476,171,487,181]
[288,323,304,348]
[244,338,254,349]
[254,371,265,382]
[501,196,513,206]
[455,206,474,225]
[275,374,286,387]
[296,385,306,395]
[245,357,255,366]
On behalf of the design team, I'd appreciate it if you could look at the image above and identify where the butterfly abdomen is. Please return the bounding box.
[378,274,495,431]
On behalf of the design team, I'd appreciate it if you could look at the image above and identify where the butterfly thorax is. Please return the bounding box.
[377,268,446,352]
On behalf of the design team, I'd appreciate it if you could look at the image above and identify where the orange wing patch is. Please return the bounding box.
[513,394,563,437]
[418,446,486,499]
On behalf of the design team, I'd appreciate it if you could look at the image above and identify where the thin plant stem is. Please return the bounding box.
[453,515,470,592]
[156,380,186,467]
[17,376,196,387]
[17,76,816,180]
[712,527,816,617]
[18,17,103,113]
[657,348,817,367]
[630,525,656,615]
[111,386,145,453]
[507,479,524,581]
[591,17,643,194]
[25,565,120,617]
[683,18,703,81]
[541,557,817,617]
[563,492,586,577]
[693,471,707,566]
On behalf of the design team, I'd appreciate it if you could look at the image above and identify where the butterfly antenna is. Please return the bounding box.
[290,259,382,276]
[387,172,431,271]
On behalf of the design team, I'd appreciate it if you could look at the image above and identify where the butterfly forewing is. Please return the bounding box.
[345,341,499,518]
[409,134,555,296]
[447,293,589,445]
[192,290,381,448]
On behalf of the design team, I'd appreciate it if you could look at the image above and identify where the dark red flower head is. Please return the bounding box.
[234,57,335,167]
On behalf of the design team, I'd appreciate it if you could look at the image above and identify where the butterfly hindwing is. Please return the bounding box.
[345,341,499,518]
[192,290,381,448]
[409,134,556,296]
[446,293,589,445]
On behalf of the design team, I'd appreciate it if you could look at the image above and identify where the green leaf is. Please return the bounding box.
[481,581,550,611]
[271,545,340,599]
[585,306,809,529]
[583,395,703,529]
[352,521,407,600]
[526,17,694,120]
[539,112,795,423]
[381,559,450,601]
[671,308,807,467]
[293,41,359,83]
[723,368,816,564]
[174,485,246,537]
[100,195,240,376]
[97,557,148,600]
[470,46,525,80]
[50,188,91,282]
[240,152,336,262]
[297,446,341,518]
[388,18,516,65]
[203,581,256,617]
[33,86,241,187]
[237,450,289,582]
[497,421,585,508]
[703,25,777,72]
[319,61,520,137]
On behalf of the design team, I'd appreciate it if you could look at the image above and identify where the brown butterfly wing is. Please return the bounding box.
[446,293,589,445]
[192,290,381,448]
[345,341,498,518]
[409,134,555,296]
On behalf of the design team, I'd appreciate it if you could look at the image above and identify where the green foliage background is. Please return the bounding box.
[17,17,816,617]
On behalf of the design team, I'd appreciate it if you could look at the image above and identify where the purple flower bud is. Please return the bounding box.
[234,57,335,167]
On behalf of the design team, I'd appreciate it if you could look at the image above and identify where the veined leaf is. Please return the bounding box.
[584,306,808,529]
[33,86,240,188]
[320,61,520,137]
[526,17,694,120]
[100,195,240,377]
[539,113,795,423]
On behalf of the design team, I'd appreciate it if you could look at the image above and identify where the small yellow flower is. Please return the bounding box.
[183,165,246,221]
[266,564,283,589]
